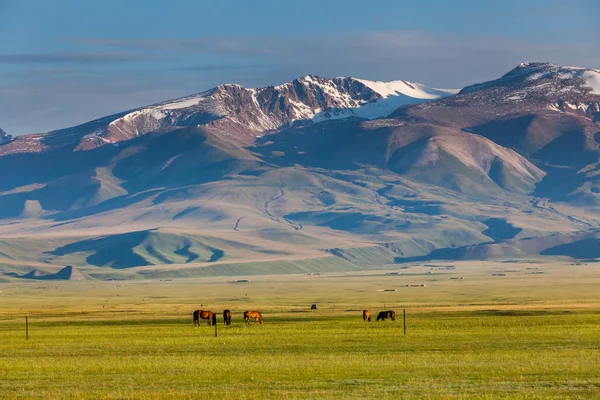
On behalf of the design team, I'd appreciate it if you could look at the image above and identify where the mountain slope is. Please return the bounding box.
[390,62,600,205]
[255,119,544,196]
[0,126,262,219]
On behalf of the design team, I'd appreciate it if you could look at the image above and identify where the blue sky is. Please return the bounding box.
[1,0,599,134]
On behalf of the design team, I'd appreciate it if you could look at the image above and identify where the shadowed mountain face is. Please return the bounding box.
[0,128,11,145]
[47,230,225,269]
[482,218,522,242]
[21,265,89,281]
[1,62,600,275]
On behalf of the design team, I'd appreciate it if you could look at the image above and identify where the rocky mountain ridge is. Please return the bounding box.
[0,75,456,155]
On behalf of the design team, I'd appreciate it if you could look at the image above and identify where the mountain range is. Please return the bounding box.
[1,61,600,280]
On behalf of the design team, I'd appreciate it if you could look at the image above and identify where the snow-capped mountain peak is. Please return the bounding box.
[0,74,456,154]
[463,62,600,98]
[510,62,600,93]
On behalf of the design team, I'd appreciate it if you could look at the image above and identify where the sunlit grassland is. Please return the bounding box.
[1,261,600,398]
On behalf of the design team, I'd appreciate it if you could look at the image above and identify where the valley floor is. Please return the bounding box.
[1,261,600,398]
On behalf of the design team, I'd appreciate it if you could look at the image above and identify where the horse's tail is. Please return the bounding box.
[258,312,263,324]
[391,311,396,321]
[368,315,371,322]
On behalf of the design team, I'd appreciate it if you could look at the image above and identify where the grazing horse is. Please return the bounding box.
[363,310,371,322]
[244,310,263,325]
[376,310,396,321]
[223,309,232,326]
[193,309,215,326]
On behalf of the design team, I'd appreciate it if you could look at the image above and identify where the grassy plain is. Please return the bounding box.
[1,260,600,399]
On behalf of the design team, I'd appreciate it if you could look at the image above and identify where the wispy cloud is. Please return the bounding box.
[0,52,152,65]
[173,63,269,72]
[3,30,600,135]
[75,31,600,86]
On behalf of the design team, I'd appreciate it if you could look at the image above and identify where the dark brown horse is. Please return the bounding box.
[193,309,216,326]
[223,309,232,326]
[376,310,395,321]
[244,310,263,325]
[363,310,371,322]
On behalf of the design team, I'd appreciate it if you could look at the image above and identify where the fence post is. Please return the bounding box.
[26,316,29,340]
[403,309,406,335]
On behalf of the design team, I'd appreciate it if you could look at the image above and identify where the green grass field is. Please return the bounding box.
[1,261,600,399]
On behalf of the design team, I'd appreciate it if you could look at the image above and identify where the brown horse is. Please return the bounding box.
[223,309,232,326]
[363,310,371,322]
[193,309,216,326]
[376,310,395,321]
[244,310,263,325]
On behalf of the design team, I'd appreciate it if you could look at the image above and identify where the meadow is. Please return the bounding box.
[1,260,600,399]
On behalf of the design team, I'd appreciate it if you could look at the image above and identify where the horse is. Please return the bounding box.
[223,309,232,326]
[363,310,371,322]
[193,309,215,326]
[244,310,263,325]
[376,310,395,321]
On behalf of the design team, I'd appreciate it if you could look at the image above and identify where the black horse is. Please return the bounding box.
[376,310,396,321]
[223,309,232,326]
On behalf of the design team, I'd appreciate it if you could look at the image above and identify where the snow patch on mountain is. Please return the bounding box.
[357,79,458,99]
[155,96,204,110]
[583,71,600,95]
[515,63,600,96]
[306,78,458,122]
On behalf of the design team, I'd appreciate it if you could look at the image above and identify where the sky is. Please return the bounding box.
[0,0,599,135]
